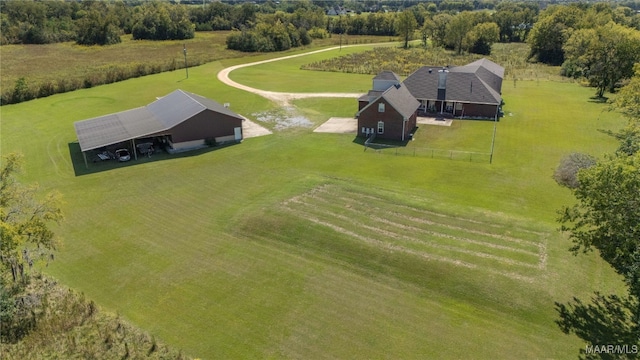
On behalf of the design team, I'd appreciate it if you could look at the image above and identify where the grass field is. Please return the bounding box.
[0,44,629,359]
[0,32,391,102]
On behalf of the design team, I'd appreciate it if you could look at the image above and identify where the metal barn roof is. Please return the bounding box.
[74,90,242,152]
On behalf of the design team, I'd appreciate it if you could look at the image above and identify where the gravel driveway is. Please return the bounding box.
[217,45,370,106]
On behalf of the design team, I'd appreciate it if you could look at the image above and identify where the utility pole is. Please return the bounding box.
[338,15,342,51]
[183,44,188,79]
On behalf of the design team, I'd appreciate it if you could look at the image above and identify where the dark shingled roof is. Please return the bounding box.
[357,84,419,119]
[403,58,504,105]
[358,90,384,102]
[373,70,402,82]
[74,89,242,152]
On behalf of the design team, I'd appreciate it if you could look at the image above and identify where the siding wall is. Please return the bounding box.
[357,98,416,141]
[461,103,498,118]
[169,110,242,143]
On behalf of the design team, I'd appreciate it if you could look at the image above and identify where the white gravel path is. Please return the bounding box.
[217,45,371,106]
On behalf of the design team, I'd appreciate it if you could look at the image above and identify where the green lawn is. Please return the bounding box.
[0,47,628,359]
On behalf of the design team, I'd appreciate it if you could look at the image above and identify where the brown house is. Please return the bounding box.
[74,89,244,166]
[356,72,420,141]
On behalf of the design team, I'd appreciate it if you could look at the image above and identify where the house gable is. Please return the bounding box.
[357,83,419,141]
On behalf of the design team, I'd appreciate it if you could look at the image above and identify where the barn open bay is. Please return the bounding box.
[0,44,627,358]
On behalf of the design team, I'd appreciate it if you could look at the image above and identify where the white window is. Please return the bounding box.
[378,103,385,112]
[377,121,384,134]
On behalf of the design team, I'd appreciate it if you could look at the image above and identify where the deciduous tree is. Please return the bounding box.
[464,22,499,54]
[0,153,62,285]
[562,22,640,98]
[75,9,121,46]
[395,10,417,49]
[614,64,640,120]
[131,2,194,41]
[422,13,452,48]
[559,153,640,282]
[445,12,476,54]
[527,4,585,65]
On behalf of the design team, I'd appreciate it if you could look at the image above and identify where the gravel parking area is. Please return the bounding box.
[313,117,358,134]
[242,117,272,138]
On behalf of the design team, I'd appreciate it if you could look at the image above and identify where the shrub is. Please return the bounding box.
[553,152,597,188]
[12,78,35,103]
[37,81,56,98]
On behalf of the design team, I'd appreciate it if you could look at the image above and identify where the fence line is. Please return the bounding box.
[364,139,492,163]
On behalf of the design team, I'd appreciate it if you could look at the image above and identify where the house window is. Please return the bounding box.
[377,121,384,134]
[378,103,385,112]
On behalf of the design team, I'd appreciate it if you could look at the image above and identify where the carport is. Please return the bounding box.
[74,89,245,168]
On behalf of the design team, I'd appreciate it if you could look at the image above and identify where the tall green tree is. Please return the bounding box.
[614,64,640,120]
[527,4,585,65]
[464,22,500,54]
[395,10,417,49]
[556,134,640,356]
[445,12,476,54]
[559,154,640,284]
[422,13,452,48]
[75,9,121,45]
[0,153,62,285]
[562,22,640,98]
[493,2,538,42]
[131,2,194,41]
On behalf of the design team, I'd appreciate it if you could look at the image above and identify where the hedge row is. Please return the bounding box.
[1,56,208,106]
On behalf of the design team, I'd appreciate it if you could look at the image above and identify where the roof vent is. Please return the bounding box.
[428,68,432,73]
[224,103,230,108]
[394,83,401,89]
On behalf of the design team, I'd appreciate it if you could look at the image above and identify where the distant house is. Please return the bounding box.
[326,5,354,15]
[402,58,504,119]
[74,89,243,167]
[356,72,420,141]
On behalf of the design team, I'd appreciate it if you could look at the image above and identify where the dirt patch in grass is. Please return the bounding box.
[252,107,313,131]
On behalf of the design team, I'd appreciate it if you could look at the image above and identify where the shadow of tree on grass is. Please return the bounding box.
[555,292,639,359]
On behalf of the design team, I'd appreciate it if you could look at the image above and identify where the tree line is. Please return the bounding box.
[527,2,640,97]
[0,1,195,45]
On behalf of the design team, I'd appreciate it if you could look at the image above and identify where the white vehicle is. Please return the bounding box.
[115,149,131,162]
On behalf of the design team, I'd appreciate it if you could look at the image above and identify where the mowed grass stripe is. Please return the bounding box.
[286,198,540,273]
[290,186,543,259]
[325,184,548,238]
[287,207,537,283]
[309,191,543,255]
[281,207,479,269]
[345,195,543,249]
[289,193,541,266]
[283,199,539,281]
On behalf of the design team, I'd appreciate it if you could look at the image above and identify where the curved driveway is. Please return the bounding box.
[217,45,370,106]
